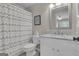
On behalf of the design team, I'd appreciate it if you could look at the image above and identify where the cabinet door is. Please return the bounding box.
[40,37,77,56]
[57,40,77,56]
[75,42,79,56]
[40,37,60,56]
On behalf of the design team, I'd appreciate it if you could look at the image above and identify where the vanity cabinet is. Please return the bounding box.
[40,37,79,56]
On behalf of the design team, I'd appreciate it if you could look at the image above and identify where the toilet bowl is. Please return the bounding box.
[24,43,36,56]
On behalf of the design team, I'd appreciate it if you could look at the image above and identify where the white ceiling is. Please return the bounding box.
[14,3,35,9]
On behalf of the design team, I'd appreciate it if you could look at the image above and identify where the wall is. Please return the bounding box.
[27,3,50,34]
[0,3,32,55]
[27,3,78,35]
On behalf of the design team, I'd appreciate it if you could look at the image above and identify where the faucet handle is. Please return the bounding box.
[77,37,79,41]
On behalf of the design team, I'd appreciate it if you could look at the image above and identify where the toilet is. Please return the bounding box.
[24,43,36,56]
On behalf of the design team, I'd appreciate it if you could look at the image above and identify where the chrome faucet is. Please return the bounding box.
[57,30,64,35]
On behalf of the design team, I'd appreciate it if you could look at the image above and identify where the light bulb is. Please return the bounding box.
[57,16,62,20]
[77,15,79,18]
[49,4,54,8]
[56,3,62,6]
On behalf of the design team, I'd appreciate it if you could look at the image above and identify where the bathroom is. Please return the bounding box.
[0,3,79,56]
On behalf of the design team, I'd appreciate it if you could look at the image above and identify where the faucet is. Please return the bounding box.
[57,31,60,35]
[57,30,60,35]
[57,30,64,35]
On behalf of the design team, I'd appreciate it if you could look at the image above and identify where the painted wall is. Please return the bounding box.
[27,3,78,35]
[27,3,50,34]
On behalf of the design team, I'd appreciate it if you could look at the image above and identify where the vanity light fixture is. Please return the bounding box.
[77,15,79,18]
[49,3,62,9]
[49,4,54,8]
[55,3,62,6]
[56,16,62,20]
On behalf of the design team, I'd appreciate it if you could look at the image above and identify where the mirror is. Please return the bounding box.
[50,3,70,29]
[56,18,69,28]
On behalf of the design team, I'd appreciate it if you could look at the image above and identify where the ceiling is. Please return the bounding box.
[14,3,36,9]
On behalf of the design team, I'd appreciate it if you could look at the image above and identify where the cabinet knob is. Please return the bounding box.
[73,37,79,42]
[77,37,79,41]
[73,37,76,41]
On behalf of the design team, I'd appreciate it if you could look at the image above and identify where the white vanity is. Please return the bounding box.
[39,34,79,56]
